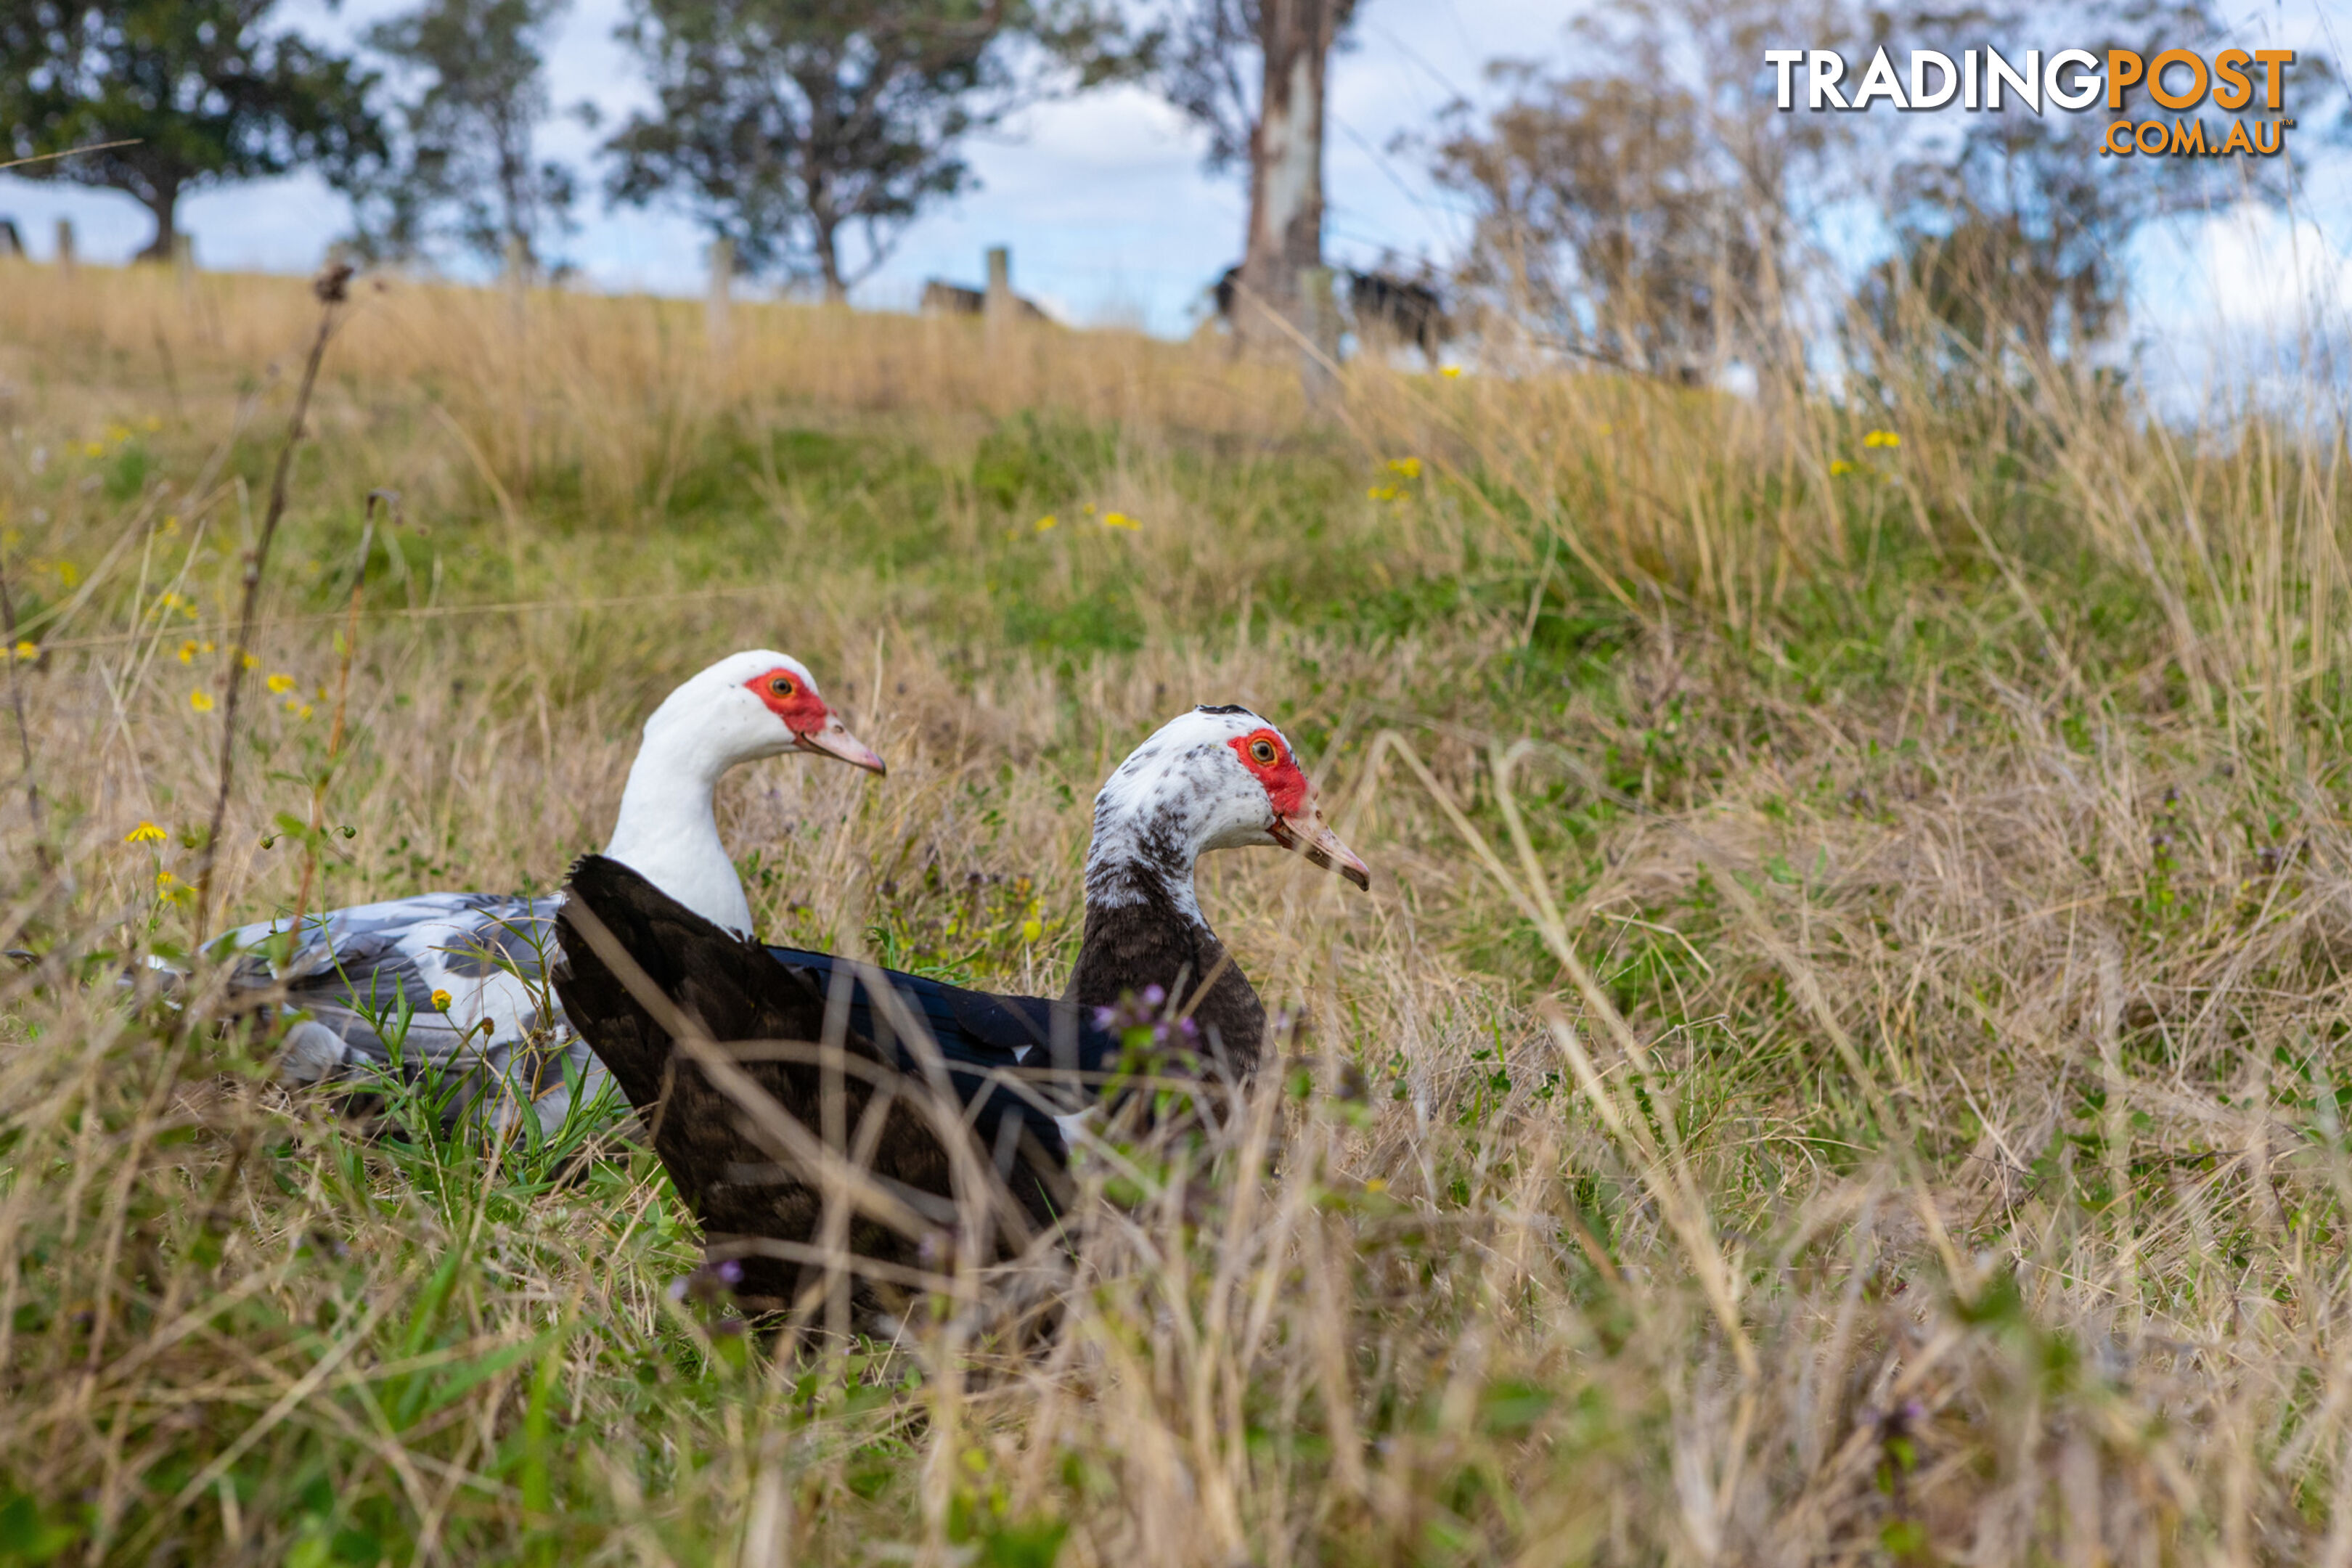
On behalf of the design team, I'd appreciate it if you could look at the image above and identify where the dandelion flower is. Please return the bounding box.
[12,641,33,661]
[430,989,453,1011]
[1102,512,1138,531]
[266,673,295,694]
[1021,917,1043,944]
[1829,460,1855,477]
[1863,429,1900,449]
[177,641,197,664]
[1387,457,1423,479]
[190,690,214,712]
[126,821,168,844]
[1440,365,1463,379]
[1034,514,1058,532]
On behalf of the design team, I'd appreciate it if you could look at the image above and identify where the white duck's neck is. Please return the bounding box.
[603,721,757,936]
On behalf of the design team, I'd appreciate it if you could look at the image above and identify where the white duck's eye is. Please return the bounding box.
[1250,738,1277,765]
[769,676,795,698]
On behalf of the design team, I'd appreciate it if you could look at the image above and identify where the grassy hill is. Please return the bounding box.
[1,258,2348,1563]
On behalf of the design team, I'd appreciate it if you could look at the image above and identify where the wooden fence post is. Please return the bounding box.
[173,232,196,312]
[984,245,1013,348]
[503,234,528,336]
[1298,266,1339,409]
[706,237,732,357]
[54,218,74,277]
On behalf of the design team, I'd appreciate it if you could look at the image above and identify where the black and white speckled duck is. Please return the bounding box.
[216,650,884,1134]
[551,703,1370,1304]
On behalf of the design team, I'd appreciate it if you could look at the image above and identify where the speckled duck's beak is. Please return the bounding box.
[1270,801,1371,889]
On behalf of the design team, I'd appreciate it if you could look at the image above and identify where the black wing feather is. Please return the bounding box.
[555,856,1080,1307]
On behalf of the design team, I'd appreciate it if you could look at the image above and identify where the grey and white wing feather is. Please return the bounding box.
[218,892,610,1135]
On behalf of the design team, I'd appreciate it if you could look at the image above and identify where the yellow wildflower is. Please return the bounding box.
[1863,429,1900,449]
[1829,460,1855,477]
[126,821,168,844]
[1368,485,1399,502]
[266,673,295,694]
[1034,514,1058,532]
[82,441,103,458]
[1387,457,1423,479]
[1101,512,1138,531]
[55,562,77,587]
[1364,1178,1388,1193]
[1021,918,1043,944]
[155,870,176,889]
[430,989,453,1012]
[177,641,197,664]
[298,705,314,720]
[12,641,33,661]
[242,653,258,670]
[1440,365,1463,379]
[105,423,131,445]
[189,690,214,712]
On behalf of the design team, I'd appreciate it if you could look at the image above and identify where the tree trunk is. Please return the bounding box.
[136,181,181,264]
[1233,0,1338,351]
[812,213,847,303]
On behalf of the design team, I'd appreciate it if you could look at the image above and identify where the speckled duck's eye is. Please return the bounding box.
[1250,738,1277,765]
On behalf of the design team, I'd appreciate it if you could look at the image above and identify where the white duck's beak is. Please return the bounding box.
[1269,798,1371,889]
[795,714,887,775]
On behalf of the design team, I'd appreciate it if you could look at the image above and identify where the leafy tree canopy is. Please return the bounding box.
[0,0,383,261]
[605,0,1116,300]
[349,0,580,273]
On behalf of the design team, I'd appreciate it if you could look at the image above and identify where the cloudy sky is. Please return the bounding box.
[1,0,2345,369]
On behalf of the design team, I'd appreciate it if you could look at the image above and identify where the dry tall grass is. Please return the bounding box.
[3,258,2351,1564]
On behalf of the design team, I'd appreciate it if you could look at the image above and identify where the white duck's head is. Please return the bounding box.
[638,649,885,777]
[1085,704,1370,916]
[606,649,883,935]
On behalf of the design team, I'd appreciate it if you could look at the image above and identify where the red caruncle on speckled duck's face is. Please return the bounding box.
[1223,723,1368,889]
[1226,727,1310,817]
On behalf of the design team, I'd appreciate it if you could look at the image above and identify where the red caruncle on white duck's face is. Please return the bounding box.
[743,664,830,735]
[738,663,888,774]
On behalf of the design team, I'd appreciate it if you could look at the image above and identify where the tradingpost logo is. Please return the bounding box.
[1763,46,2300,158]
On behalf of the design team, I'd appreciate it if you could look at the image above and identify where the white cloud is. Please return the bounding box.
[2189,203,2352,335]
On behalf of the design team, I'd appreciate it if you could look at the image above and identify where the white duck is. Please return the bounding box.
[217,649,883,1137]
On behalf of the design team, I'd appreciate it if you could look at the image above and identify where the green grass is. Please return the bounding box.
[4,261,2352,1563]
